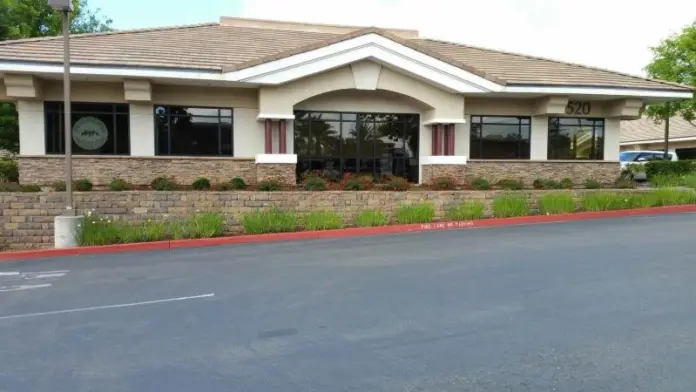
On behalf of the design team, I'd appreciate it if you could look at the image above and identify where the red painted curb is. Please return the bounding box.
[2,204,696,262]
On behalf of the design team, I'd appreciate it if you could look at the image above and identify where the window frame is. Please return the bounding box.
[44,101,130,155]
[547,117,605,160]
[469,115,531,160]
[153,105,234,157]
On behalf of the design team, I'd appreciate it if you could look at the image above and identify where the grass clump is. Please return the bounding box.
[151,176,177,191]
[496,179,524,190]
[583,179,601,189]
[301,211,344,230]
[538,192,576,215]
[445,201,485,220]
[432,176,456,190]
[109,178,130,191]
[582,193,628,211]
[492,193,529,217]
[645,188,696,206]
[395,203,435,224]
[470,178,490,190]
[354,209,389,227]
[20,184,41,192]
[241,208,297,234]
[192,177,211,190]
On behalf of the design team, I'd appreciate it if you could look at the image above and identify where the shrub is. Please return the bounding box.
[560,178,574,189]
[445,201,485,221]
[184,212,226,238]
[53,181,66,191]
[108,178,130,191]
[339,173,374,191]
[241,208,297,234]
[258,178,282,191]
[532,178,546,190]
[0,182,22,192]
[470,178,490,190]
[432,176,456,190]
[75,179,93,192]
[496,179,524,190]
[354,209,389,227]
[584,179,601,189]
[492,193,529,217]
[645,160,696,178]
[615,178,637,189]
[538,192,576,215]
[301,211,344,230]
[582,193,626,211]
[646,188,696,206]
[191,177,211,190]
[381,175,410,191]
[20,184,41,192]
[0,159,18,183]
[395,203,435,224]
[302,171,329,191]
[151,176,177,191]
[533,178,563,190]
[230,177,247,190]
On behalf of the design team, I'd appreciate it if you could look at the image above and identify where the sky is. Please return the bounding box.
[88,0,696,77]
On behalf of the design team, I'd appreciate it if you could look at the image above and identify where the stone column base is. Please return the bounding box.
[255,154,298,185]
[421,156,468,184]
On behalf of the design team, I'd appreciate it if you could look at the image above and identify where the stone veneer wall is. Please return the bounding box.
[1,189,647,250]
[423,160,621,185]
[18,156,296,187]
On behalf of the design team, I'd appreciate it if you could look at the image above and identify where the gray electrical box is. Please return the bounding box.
[47,0,74,11]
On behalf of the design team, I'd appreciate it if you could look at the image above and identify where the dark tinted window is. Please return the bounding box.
[470,116,531,159]
[294,111,419,182]
[154,106,234,156]
[548,117,604,160]
[44,102,130,155]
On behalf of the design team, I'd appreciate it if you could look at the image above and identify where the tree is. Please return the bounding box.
[644,21,696,156]
[0,0,113,153]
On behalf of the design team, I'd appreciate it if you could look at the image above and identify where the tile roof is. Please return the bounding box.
[621,117,696,143]
[0,19,692,92]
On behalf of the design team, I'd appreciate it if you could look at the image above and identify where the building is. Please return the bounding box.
[621,116,696,159]
[0,17,693,186]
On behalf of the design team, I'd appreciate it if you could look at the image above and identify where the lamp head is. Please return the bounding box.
[48,0,74,11]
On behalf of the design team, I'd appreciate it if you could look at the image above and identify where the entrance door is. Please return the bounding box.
[294,111,420,182]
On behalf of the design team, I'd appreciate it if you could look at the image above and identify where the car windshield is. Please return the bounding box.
[619,152,641,162]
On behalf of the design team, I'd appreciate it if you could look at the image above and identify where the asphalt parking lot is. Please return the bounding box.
[1,214,696,391]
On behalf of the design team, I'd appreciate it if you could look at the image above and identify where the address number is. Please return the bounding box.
[565,100,591,115]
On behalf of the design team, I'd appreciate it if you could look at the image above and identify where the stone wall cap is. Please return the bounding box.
[18,155,256,161]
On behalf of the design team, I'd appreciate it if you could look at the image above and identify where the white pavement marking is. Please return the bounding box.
[0,272,20,276]
[0,284,52,292]
[0,293,215,321]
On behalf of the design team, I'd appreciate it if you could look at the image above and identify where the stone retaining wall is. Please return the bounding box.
[423,160,620,185]
[18,156,295,187]
[0,189,645,250]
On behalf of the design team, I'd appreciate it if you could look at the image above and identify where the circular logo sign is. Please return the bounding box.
[72,117,108,150]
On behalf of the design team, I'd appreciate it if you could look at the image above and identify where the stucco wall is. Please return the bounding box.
[17,100,45,156]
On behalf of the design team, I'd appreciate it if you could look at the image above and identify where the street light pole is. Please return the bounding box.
[62,8,74,215]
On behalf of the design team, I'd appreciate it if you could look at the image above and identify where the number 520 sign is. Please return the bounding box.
[565,100,592,115]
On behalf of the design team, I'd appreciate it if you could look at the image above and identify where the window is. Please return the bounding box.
[154,106,233,156]
[548,118,604,160]
[470,116,530,159]
[45,102,130,155]
[294,111,420,182]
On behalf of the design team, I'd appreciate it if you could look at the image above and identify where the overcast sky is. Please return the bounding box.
[91,0,696,77]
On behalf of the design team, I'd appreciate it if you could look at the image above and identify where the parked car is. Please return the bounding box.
[619,150,678,180]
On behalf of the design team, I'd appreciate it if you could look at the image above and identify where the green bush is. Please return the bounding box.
[395,203,435,224]
[354,209,389,227]
[492,193,529,217]
[241,208,298,234]
[53,181,66,192]
[584,179,601,189]
[78,212,227,246]
[301,211,344,230]
[108,178,130,191]
[151,176,177,191]
[470,178,490,190]
[230,177,247,190]
[445,201,485,220]
[302,172,329,191]
[258,178,282,191]
[533,178,548,189]
[340,173,374,190]
[615,178,637,189]
[560,178,574,189]
[433,176,456,190]
[0,159,18,183]
[75,179,93,192]
[645,160,696,178]
[20,184,41,192]
[191,177,211,190]
[381,175,410,191]
[538,192,576,215]
[0,182,22,192]
[496,179,524,190]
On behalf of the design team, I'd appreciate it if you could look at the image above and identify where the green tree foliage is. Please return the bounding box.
[644,21,696,123]
[0,0,113,153]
